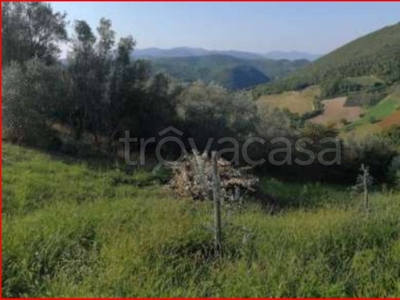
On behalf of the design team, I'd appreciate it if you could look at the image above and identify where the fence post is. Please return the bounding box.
[193,149,208,199]
[211,151,222,256]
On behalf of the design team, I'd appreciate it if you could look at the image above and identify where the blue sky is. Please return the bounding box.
[51,2,400,55]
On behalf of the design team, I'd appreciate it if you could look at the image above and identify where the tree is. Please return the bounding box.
[67,20,97,140]
[68,19,117,142]
[3,58,70,146]
[106,36,142,148]
[177,82,257,151]
[2,2,68,65]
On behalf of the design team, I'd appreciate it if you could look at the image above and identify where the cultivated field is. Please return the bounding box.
[309,97,363,126]
[257,85,320,114]
[340,95,400,140]
[341,123,382,141]
[378,110,400,129]
[354,95,400,125]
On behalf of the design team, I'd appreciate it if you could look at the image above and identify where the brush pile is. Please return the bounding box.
[167,150,260,202]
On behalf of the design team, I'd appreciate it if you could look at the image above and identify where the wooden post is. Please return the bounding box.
[193,149,208,199]
[361,164,369,212]
[211,151,222,256]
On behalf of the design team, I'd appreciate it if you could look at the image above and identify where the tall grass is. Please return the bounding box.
[3,143,400,297]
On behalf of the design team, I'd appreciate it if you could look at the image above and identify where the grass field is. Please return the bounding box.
[309,97,364,126]
[3,143,400,297]
[378,110,400,129]
[341,123,382,141]
[352,94,400,127]
[340,93,400,139]
[257,85,320,114]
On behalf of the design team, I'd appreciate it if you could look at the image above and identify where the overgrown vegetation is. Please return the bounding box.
[3,3,400,298]
[3,143,400,297]
[3,3,398,186]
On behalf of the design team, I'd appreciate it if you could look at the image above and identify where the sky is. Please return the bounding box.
[51,2,400,55]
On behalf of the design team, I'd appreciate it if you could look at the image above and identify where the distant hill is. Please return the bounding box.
[216,65,270,90]
[134,47,210,58]
[134,47,319,61]
[147,54,309,90]
[255,22,400,94]
[264,51,321,61]
[134,47,265,60]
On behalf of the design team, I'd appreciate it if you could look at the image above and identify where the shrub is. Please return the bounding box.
[382,126,400,147]
[369,116,379,124]
[344,135,398,184]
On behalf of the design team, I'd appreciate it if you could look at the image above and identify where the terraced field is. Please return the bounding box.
[257,85,320,114]
[378,110,400,129]
[309,97,364,126]
[341,92,400,139]
[351,94,400,127]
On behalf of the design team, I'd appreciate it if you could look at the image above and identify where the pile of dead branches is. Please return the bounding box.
[167,150,260,203]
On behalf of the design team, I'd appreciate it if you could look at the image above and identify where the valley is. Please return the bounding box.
[146,54,309,90]
[3,2,400,298]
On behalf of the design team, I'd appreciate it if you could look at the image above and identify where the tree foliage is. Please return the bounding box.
[2,3,400,185]
[177,82,258,149]
[3,59,70,145]
[2,2,68,65]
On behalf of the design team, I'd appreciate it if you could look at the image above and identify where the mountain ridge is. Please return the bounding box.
[149,54,310,90]
[254,22,400,95]
[134,47,320,61]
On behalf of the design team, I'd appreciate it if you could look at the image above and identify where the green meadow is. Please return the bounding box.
[3,143,400,298]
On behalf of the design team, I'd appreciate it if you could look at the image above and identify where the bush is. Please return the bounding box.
[382,126,400,147]
[301,108,324,120]
[369,116,379,124]
[344,135,398,184]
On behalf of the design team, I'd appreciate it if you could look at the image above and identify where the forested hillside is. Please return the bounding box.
[149,54,309,89]
[135,47,320,61]
[255,22,400,95]
[134,47,265,60]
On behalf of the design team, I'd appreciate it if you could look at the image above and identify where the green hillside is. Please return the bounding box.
[4,143,400,297]
[148,54,309,90]
[349,89,400,128]
[216,65,269,90]
[255,22,400,95]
